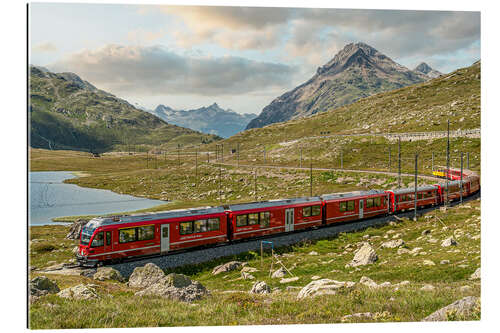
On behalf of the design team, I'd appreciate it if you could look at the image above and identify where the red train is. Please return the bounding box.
[77,170,480,266]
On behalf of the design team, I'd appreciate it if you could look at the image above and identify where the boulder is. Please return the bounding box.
[128,263,166,289]
[423,260,436,266]
[66,219,88,240]
[422,296,480,321]
[420,284,435,291]
[58,284,98,300]
[441,237,458,247]
[346,243,378,267]
[250,281,271,294]
[212,261,245,275]
[241,272,255,280]
[93,267,125,282]
[469,267,480,280]
[241,266,258,273]
[440,260,451,265]
[135,273,208,302]
[30,276,60,296]
[421,229,432,236]
[381,239,405,248]
[271,267,287,279]
[280,277,299,284]
[359,276,378,288]
[297,279,355,299]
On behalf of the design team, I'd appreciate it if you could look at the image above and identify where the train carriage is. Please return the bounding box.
[436,180,467,202]
[386,185,439,213]
[227,197,323,241]
[77,206,228,266]
[321,190,389,225]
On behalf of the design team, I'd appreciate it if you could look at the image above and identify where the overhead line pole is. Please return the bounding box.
[446,120,450,206]
[398,137,401,188]
[414,153,418,221]
[460,152,463,205]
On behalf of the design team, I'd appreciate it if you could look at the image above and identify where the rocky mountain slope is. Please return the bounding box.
[414,62,443,79]
[246,42,431,129]
[149,103,257,138]
[29,66,220,152]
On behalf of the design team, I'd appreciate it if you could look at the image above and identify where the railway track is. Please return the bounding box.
[81,191,478,278]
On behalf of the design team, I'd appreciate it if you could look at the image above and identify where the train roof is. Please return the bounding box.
[320,190,385,201]
[88,206,225,227]
[390,185,437,194]
[228,196,322,211]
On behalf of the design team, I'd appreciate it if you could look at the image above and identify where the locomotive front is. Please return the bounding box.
[76,218,104,267]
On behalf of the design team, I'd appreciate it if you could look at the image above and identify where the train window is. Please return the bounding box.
[347,200,355,211]
[208,218,220,231]
[260,211,270,228]
[374,197,381,206]
[105,231,111,246]
[366,198,373,208]
[248,213,259,225]
[418,193,423,200]
[91,232,104,247]
[340,201,347,212]
[180,221,193,235]
[311,205,321,216]
[138,225,155,241]
[194,219,208,233]
[119,228,137,243]
[303,206,311,217]
[236,215,247,227]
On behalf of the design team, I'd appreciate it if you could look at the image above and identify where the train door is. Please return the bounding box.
[285,208,294,232]
[359,200,364,219]
[104,231,113,259]
[160,224,170,253]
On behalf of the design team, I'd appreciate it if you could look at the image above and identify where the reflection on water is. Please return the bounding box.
[29,171,166,225]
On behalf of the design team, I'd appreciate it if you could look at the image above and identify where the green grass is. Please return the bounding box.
[29,199,481,328]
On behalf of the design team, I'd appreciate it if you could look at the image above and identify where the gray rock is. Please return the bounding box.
[241,271,255,280]
[66,219,88,240]
[397,248,411,255]
[423,260,436,266]
[469,267,480,280]
[128,263,166,289]
[271,267,287,279]
[58,284,98,300]
[297,279,355,299]
[360,276,378,288]
[280,277,299,284]
[30,276,60,296]
[250,281,271,294]
[93,267,125,282]
[421,229,432,236]
[341,312,373,322]
[381,239,405,248]
[212,261,245,275]
[135,274,208,302]
[440,260,451,265]
[241,266,258,273]
[422,296,480,321]
[441,237,458,247]
[420,284,435,291]
[308,251,319,256]
[346,243,378,267]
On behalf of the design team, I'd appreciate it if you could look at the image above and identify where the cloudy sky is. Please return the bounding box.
[30,2,480,115]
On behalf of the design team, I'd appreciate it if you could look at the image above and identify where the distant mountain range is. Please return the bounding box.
[29,66,220,152]
[148,103,257,138]
[246,42,442,130]
[413,62,443,79]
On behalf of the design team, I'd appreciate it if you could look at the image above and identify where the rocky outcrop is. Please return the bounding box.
[58,284,99,300]
[135,273,208,302]
[250,281,271,294]
[297,279,355,299]
[212,261,245,275]
[469,267,480,280]
[128,263,167,289]
[30,276,60,296]
[346,243,378,267]
[271,267,287,279]
[381,239,405,248]
[422,296,480,321]
[414,62,443,79]
[66,219,88,240]
[93,267,125,282]
[280,277,299,284]
[441,237,458,247]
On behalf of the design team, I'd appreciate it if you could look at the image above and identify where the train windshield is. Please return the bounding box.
[80,225,95,245]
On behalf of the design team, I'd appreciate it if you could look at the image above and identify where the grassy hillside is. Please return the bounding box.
[29,66,220,152]
[236,61,479,145]
[29,198,481,328]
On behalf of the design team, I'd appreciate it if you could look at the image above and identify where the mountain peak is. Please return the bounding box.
[414,62,442,78]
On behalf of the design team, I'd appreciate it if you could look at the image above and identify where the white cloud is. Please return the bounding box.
[48,44,296,96]
[32,42,57,53]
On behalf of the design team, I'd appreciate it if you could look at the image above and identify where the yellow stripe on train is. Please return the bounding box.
[432,171,446,177]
